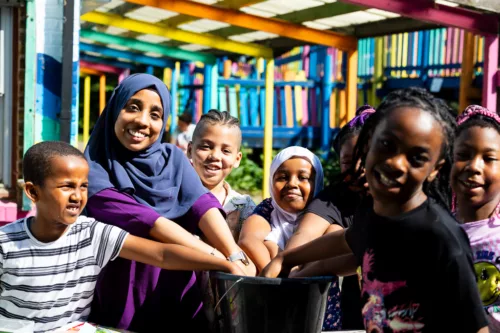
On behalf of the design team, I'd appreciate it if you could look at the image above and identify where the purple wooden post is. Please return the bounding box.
[482,34,499,114]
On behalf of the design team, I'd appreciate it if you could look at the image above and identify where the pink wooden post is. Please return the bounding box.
[482,34,499,114]
[118,69,130,83]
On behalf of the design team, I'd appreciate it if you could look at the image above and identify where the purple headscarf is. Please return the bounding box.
[333,105,376,154]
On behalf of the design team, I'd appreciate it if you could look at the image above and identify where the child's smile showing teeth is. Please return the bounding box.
[378,171,399,187]
[374,168,401,189]
[66,204,81,216]
[204,164,221,175]
[460,179,483,189]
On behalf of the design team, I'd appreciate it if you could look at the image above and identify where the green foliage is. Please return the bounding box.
[225,147,341,197]
[226,148,263,196]
[317,150,341,188]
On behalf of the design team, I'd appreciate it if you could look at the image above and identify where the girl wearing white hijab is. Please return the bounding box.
[239,146,324,272]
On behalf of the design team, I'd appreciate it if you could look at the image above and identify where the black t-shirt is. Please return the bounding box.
[346,198,488,333]
[305,182,359,229]
[306,182,364,329]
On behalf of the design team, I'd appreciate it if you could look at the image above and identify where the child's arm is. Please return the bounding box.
[260,228,352,278]
[151,216,225,259]
[238,214,273,272]
[119,234,245,275]
[290,253,358,278]
[198,208,257,276]
[284,212,332,251]
[264,240,280,259]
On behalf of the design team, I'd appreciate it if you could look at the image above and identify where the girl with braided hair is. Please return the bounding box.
[262,87,488,333]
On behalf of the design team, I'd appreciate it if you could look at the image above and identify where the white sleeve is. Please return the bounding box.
[92,221,129,268]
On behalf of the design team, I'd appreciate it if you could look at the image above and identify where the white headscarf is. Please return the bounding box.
[264,146,324,250]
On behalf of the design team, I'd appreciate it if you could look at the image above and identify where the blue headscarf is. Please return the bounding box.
[84,73,208,219]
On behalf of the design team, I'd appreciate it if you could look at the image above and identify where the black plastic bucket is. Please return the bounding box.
[204,272,333,333]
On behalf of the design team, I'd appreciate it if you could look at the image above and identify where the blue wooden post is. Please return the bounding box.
[146,66,154,75]
[170,63,179,137]
[203,63,212,113]
[321,49,333,153]
[210,61,218,110]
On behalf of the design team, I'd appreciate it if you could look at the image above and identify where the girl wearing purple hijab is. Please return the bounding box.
[84,74,256,331]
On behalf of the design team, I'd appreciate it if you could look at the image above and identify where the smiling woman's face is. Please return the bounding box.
[114,89,164,152]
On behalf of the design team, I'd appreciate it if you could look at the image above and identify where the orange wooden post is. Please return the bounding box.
[459,32,475,113]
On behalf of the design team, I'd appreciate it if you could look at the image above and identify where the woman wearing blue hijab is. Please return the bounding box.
[84,74,255,331]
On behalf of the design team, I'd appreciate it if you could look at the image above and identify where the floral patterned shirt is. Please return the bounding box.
[223,182,256,241]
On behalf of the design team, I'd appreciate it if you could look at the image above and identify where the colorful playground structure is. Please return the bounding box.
[78,27,488,150]
[0,0,497,218]
[72,0,498,199]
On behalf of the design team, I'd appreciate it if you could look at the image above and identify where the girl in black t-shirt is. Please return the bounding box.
[261,88,488,333]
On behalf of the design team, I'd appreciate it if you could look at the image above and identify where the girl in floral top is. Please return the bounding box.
[188,110,256,241]
[453,105,500,331]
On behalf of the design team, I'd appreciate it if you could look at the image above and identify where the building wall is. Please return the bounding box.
[14,5,26,195]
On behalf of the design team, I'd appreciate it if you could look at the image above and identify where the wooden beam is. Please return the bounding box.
[353,17,438,38]
[80,29,216,64]
[125,0,358,50]
[80,60,123,75]
[80,53,138,70]
[207,2,363,39]
[443,0,500,14]
[165,0,267,27]
[339,0,498,36]
[81,11,273,58]
[80,67,103,76]
[80,42,175,68]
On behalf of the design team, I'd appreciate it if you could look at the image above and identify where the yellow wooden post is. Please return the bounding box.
[372,37,384,106]
[83,76,91,144]
[99,74,106,115]
[346,49,358,122]
[163,68,172,89]
[262,59,275,199]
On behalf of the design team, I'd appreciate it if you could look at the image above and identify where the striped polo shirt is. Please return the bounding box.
[0,216,128,332]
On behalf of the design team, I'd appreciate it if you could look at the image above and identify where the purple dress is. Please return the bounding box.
[86,188,222,332]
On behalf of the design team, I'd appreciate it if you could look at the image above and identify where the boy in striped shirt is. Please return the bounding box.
[0,141,242,332]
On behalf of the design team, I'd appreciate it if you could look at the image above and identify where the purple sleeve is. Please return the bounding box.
[176,192,226,233]
[86,188,161,238]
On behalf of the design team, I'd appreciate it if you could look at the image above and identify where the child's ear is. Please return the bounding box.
[233,151,243,168]
[24,182,38,203]
[427,158,445,183]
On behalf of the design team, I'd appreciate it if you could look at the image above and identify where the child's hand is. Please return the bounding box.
[235,259,257,276]
[260,254,289,278]
[227,262,245,276]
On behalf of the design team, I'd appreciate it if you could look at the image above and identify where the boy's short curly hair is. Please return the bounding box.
[23,141,86,186]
